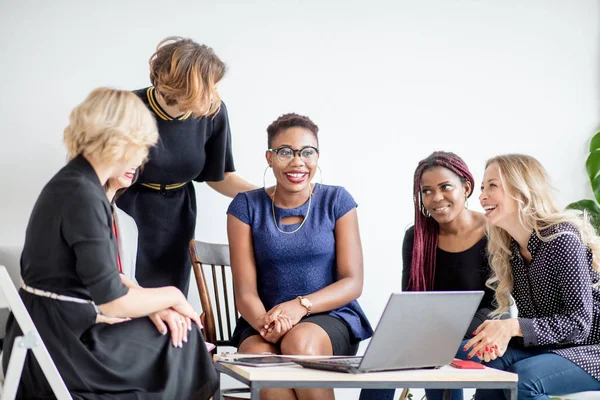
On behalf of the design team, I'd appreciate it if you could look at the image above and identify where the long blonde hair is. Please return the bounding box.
[486,154,600,317]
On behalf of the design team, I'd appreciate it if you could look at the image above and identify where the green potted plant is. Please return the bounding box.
[566,131,600,232]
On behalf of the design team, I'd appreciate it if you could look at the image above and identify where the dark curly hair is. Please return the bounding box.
[267,113,319,148]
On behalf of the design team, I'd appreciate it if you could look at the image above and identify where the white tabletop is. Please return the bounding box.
[214,354,518,384]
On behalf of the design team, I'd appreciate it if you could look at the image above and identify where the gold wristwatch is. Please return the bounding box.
[297,296,312,316]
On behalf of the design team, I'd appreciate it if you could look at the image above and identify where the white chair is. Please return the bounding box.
[0,246,22,344]
[0,265,72,400]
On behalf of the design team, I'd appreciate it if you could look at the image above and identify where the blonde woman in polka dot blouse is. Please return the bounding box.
[464,154,600,399]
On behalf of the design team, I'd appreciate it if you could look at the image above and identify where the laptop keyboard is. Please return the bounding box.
[319,358,362,366]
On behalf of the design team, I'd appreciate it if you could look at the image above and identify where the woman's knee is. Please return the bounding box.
[238,335,279,354]
[280,325,332,356]
[507,362,545,398]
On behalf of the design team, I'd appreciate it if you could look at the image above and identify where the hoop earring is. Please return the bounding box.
[417,194,431,218]
[263,166,275,189]
[311,166,324,196]
[421,205,431,218]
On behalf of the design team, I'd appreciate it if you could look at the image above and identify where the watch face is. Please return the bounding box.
[300,298,310,307]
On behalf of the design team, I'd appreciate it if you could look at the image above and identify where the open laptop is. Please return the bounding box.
[294,291,484,373]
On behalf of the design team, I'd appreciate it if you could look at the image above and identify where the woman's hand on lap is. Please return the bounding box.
[464,319,518,360]
[264,299,308,326]
[260,315,293,343]
[171,298,203,330]
[150,308,192,348]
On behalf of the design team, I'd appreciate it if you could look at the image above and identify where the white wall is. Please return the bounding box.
[1,1,598,398]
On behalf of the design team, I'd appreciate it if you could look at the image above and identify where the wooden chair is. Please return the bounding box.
[189,240,248,398]
[0,266,72,400]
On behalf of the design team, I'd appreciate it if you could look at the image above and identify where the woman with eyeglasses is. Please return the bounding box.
[116,36,255,296]
[227,113,373,400]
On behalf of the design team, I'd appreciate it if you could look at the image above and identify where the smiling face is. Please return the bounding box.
[479,162,519,229]
[266,126,318,195]
[420,166,471,225]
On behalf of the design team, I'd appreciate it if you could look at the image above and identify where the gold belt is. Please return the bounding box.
[140,182,188,191]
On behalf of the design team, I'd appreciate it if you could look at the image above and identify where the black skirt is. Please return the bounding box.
[2,291,218,400]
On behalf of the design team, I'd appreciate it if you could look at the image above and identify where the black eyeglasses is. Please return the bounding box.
[268,146,320,163]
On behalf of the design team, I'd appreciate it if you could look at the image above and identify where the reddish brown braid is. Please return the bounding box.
[408,151,475,291]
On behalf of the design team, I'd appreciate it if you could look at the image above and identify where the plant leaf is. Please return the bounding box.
[566,199,600,233]
[592,175,600,205]
[566,199,600,213]
[590,131,600,153]
[585,150,600,183]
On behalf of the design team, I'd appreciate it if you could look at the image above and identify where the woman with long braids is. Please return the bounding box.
[227,113,372,400]
[360,151,495,400]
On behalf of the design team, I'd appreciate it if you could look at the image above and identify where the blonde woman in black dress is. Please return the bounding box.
[2,88,218,399]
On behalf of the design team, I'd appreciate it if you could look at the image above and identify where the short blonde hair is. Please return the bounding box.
[485,154,600,317]
[149,36,226,117]
[64,88,159,164]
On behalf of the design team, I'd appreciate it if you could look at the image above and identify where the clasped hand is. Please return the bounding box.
[96,301,202,349]
[464,319,517,362]
[256,299,308,343]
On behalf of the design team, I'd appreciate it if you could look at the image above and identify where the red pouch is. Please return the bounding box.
[450,360,485,369]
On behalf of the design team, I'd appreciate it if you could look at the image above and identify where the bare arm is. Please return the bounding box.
[120,274,140,289]
[97,285,200,326]
[228,214,269,331]
[207,172,258,198]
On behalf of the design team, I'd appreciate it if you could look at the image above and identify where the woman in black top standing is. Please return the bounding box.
[360,151,494,400]
[2,88,218,399]
[117,36,256,295]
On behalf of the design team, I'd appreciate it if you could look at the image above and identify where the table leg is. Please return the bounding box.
[442,389,451,400]
[250,385,260,400]
[509,387,517,400]
[214,370,222,400]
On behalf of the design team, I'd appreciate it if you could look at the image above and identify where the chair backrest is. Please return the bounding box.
[0,266,72,399]
[188,240,239,350]
[0,246,23,339]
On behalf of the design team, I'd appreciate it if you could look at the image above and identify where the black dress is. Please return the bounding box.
[116,87,235,294]
[1,156,218,399]
[401,226,496,337]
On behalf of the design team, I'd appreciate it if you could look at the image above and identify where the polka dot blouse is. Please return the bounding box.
[511,223,600,380]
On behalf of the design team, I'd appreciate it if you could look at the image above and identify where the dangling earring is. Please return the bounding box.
[417,194,431,217]
[465,195,469,210]
[263,166,275,189]
[421,205,431,218]
[311,166,324,196]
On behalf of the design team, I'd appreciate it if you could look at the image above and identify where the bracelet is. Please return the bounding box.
[297,295,312,316]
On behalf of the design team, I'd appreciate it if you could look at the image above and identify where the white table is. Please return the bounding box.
[214,356,518,400]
